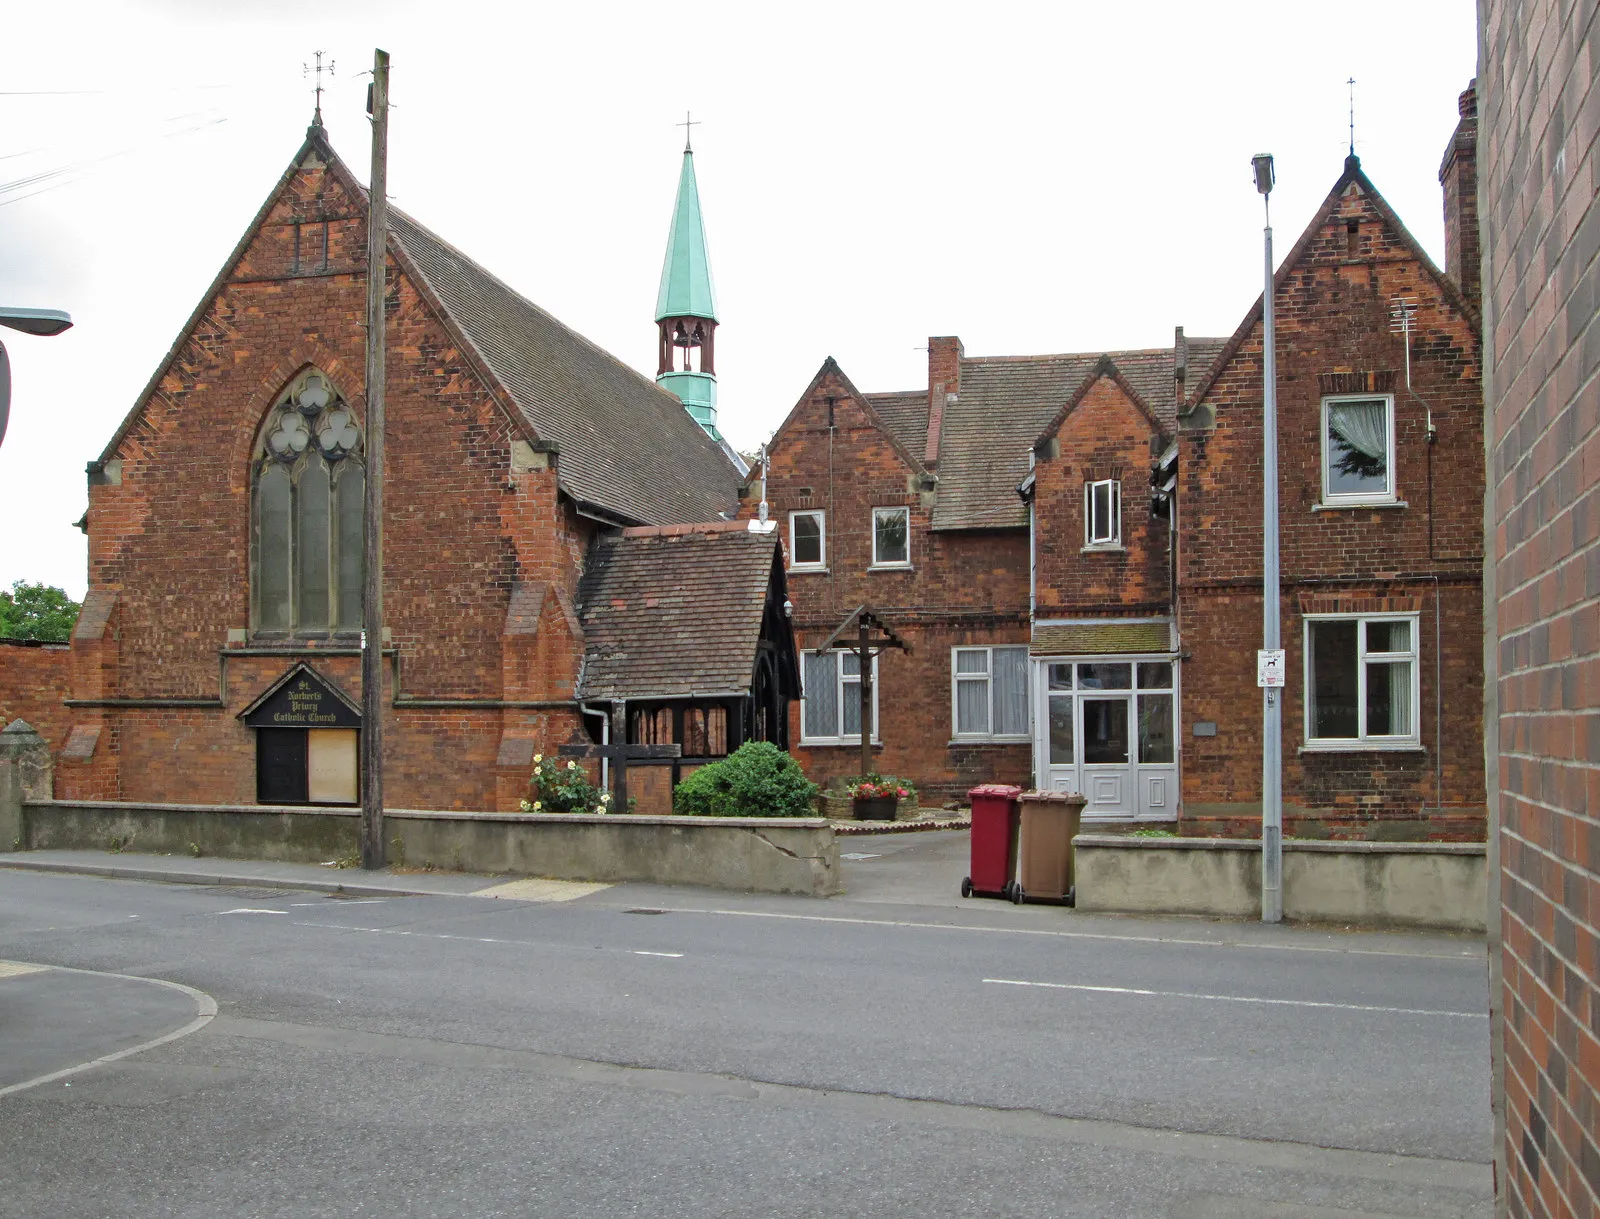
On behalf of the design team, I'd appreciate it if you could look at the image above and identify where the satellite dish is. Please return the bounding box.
[0,340,11,452]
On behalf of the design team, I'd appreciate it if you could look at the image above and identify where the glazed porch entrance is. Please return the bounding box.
[1033,657,1177,821]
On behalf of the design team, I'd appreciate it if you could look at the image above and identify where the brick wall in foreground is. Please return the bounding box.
[1479,2,1600,1214]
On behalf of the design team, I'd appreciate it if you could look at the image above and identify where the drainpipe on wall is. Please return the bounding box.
[1028,449,1037,620]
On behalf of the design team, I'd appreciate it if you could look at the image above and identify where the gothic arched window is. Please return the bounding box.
[252,370,365,636]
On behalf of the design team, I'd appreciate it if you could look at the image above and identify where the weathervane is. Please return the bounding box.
[305,51,335,123]
[676,110,701,152]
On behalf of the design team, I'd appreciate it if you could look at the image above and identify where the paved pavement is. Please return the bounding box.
[0,846,1493,1217]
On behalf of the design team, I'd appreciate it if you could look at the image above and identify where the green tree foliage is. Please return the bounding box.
[672,741,819,818]
[0,582,80,642]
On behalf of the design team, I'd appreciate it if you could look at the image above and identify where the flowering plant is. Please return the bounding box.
[519,752,609,814]
[845,774,915,802]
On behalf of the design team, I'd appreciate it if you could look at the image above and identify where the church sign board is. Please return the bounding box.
[242,666,362,730]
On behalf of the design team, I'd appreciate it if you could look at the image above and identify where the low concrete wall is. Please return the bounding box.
[18,800,840,897]
[1073,834,1486,931]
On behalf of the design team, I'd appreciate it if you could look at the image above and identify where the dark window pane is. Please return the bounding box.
[257,464,292,631]
[1139,693,1174,763]
[297,454,331,629]
[1137,661,1173,689]
[1048,697,1074,765]
[792,515,822,565]
[1082,698,1130,763]
[1310,621,1359,738]
[1366,619,1410,653]
[1365,661,1412,736]
[1078,663,1132,690]
[1048,664,1073,690]
[335,460,364,630]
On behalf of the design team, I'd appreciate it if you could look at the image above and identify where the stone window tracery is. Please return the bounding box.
[252,370,365,636]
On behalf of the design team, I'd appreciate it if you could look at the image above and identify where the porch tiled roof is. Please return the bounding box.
[1030,621,1173,656]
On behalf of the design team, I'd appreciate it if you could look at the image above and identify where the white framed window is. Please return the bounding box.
[1321,394,1396,504]
[952,646,1030,739]
[801,650,879,744]
[1085,479,1121,547]
[789,510,826,569]
[1303,614,1420,748]
[871,506,911,568]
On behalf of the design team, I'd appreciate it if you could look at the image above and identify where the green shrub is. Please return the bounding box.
[672,741,819,818]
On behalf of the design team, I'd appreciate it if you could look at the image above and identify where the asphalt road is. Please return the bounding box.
[0,859,1493,1218]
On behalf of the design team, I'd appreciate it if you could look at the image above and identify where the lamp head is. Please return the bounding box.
[1252,153,1275,197]
[0,307,72,337]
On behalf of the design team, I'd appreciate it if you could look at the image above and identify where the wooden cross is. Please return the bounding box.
[304,51,335,122]
[677,110,701,152]
[817,606,909,778]
[559,732,680,813]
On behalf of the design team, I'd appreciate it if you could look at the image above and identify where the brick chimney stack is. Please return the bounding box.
[1439,80,1480,311]
[924,336,963,470]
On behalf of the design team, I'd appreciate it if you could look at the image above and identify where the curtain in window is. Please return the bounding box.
[957,675,989,734]
[1366,661,1413,736]
[804,653,838,738]
[1327,400,1388,459]
[993,647,1029,735]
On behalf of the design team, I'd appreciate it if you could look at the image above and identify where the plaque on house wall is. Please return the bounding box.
[241,664,361,729]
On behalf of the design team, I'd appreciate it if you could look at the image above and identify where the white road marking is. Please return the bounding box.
[633,951,683,958]
[982,977,1487,1018]
[658,907,1479,961]
[840,852,883,860]
[0,960,50,980]
[217,908,287,915]
[0,963,217,1098]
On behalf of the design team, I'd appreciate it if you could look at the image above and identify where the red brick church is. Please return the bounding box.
[7,115,799,815]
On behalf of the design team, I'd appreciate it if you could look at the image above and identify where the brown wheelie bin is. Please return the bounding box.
[1015,790,1086,905]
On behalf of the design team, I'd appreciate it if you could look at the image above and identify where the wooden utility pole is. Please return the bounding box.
[359,48,390,870]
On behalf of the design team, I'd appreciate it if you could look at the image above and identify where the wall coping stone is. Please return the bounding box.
[1074,833,1485,856]
[24,799,831,831]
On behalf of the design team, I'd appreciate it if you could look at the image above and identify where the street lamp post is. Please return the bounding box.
[0,306,73,451]
[1252,153,1283,925]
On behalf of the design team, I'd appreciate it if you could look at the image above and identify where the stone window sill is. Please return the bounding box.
[948,737,1031,746]
[867,564,913,572]
[1081,543,1125,554]
[1311,499,1407,512]
[1299,742,1426,755]
[789,566,830,575]
[800,739,882,748]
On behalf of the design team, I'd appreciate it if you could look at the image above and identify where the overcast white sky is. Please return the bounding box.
[0,0,1477,599]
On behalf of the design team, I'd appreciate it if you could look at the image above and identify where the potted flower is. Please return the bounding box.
[846,774,914,821]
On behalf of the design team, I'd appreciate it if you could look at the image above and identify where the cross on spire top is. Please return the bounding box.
[1347,76,1356,156]
[677,110,701,152]
[305,51,335,125]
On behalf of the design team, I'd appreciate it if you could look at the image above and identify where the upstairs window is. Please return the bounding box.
[253,370,365,637]
[1322,395,1395,504]
[1085,479,1121,547]
[790,510,826,569]
[872,506,910,567]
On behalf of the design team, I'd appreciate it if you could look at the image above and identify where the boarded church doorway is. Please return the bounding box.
[240,664,361,805]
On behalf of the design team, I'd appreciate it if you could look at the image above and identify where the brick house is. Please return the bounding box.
[1176,133,1487,841]
[1478,1,1600,1212]
[38,118,755,814]
[758,93,1486,838]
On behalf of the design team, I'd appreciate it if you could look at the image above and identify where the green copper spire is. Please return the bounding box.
[655,149,718,323]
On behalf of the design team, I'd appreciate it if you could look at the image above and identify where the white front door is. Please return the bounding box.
[1035,657,1177,822]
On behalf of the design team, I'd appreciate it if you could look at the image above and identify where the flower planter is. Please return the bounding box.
[852,796,898,821]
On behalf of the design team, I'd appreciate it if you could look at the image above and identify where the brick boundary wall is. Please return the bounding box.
[0,639,72,755]
[1478,3,1600,1215]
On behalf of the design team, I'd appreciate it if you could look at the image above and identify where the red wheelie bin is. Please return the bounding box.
[962,784,1022,899]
